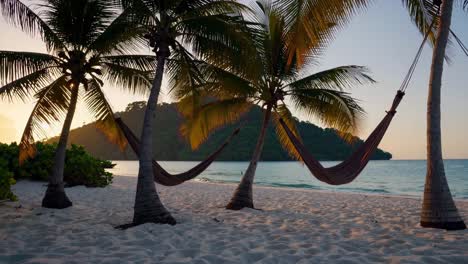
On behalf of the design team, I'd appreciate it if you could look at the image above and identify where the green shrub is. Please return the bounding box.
[0,143,114,188]
[0,158,17,201]
[16,143,55,181]
[64,145,113,187]
[100,159,115,169]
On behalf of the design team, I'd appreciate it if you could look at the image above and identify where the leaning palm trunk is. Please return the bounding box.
[421,0,466,230]
[132,43,175,225]
[42,86,78,209]
[226,105,273,210]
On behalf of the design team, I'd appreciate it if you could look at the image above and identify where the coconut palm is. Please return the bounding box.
[111,0,258,225]
[0,0,156,209]
[371,0,467,230]
[277,0,467,229]
[420,0,466,230]
[176,2,375,210]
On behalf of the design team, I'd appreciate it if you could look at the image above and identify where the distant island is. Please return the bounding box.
[48,102,392,161]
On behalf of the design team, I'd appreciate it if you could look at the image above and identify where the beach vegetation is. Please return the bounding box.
[0,158,17,201]
[0,0,155,208]
[0,142,114,188]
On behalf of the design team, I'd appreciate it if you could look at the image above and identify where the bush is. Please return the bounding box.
[0,142,114,188]
[64,145,113,187]
[0,158,17,201]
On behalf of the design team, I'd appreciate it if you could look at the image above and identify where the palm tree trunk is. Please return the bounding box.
[132,43,175,226]
[41,86,79,209]
[421,0,466,230]
[226,104,273,210]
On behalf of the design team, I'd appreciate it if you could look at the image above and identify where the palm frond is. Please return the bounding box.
[286,66,375,92]
[19,75,70,163]
[0,0,65,51]
[275,0,371,68]
[0,67,59,102]
[290,88,365,137]
[101,61,153,96]
[260,6,294,77]
[87,7,147,55]
[197,62,258,99]
[83,78,127,150]
[102,55,156,71]
[178,0,252,22]
[44,0,115,48]
[167,44,206,99]
[277,0,371,29]
[169,52,257,101]
[178,97,251,149]
[0,51,58,85]
[402,0,440,46]
[179,13,261,75]
[111,0,157,25]
[177,92,202,120]
[272,104,302,161]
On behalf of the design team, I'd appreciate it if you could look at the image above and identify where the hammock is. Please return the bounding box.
[279,91,404,185]
[115,118,240,186]
[277,13,444,185]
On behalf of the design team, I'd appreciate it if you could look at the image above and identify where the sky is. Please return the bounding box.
[0,1,467,159]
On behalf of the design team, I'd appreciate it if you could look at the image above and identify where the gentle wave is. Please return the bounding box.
[257,182,322,190]
[195,178,391,194]
[336,187,391,194]
[194,177,239,184]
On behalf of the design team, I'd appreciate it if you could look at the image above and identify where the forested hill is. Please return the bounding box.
[49,102,392,161]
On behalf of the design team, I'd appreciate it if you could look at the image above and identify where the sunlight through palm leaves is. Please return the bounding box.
[177,1,375,210]
[0,0,156,209]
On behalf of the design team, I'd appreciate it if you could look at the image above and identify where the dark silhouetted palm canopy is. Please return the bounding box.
[0,0,156,208]
[177,1,375,210]
[112,0,258,226]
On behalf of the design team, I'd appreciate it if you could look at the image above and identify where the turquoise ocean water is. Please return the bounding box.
[108,160,468,199]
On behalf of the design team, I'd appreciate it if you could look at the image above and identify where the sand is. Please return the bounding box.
[0,176,467,264]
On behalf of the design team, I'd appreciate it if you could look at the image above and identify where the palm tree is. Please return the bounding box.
[277,0,466,229]
[112,0,257,225]
[0,0,156,209]
[372,0,467,230]
[177,2,375,210]
[420,0,466,230]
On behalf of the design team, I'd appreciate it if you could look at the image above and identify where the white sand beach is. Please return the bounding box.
[1,176,467,264]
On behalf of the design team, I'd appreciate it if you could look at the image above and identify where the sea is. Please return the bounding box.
[108,160,468,199]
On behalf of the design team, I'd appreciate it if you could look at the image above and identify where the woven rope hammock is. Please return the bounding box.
[115,117,240,186]
[279,91,404,185]
[277,15,443,186]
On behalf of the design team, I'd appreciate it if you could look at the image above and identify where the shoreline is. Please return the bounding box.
[1,175,467,263]
[108,160,468,200]
[192,178,468,202]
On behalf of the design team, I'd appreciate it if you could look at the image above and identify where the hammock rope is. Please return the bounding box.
[277,12,440,185]
[450,29,468,57]
[115,117,241,186]
[400,16,438,92]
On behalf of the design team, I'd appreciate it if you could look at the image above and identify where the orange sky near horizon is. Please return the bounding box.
[1,1,468,160]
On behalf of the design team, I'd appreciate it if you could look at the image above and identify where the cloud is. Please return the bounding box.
[0,115,18,143]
